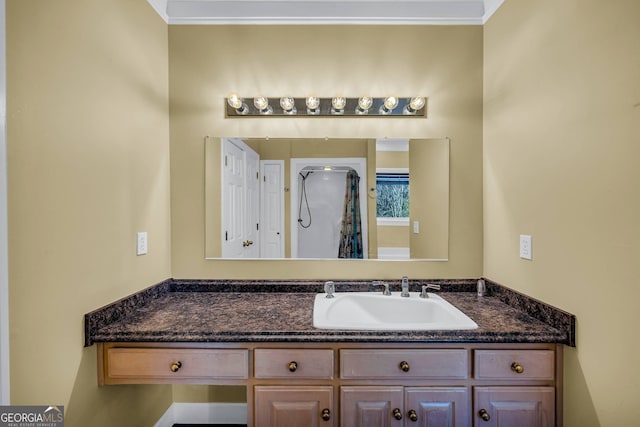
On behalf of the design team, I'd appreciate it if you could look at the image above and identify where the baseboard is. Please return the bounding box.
[154,402,248,427]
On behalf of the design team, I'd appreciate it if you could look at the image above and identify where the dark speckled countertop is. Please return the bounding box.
[85,278,575,347]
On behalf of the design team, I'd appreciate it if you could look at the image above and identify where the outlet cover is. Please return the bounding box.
[519,234,532,260]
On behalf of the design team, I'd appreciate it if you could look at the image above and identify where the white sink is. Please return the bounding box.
[313,292,478,330]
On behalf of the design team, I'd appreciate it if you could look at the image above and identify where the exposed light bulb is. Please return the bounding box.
[280,97,297,114]
[379,96,399,115]
[356,96,373,114]
[306,96,320,115]
[227,93,242,109]
[254,96,273,114]
[409,97,425,111]
[331,96,346,114]
[227,93,248,115]
[404,96,426,114]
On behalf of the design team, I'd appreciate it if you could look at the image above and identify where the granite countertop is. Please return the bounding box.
[85,279,575,347]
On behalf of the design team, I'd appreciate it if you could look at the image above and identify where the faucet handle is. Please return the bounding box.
[324,281,335,298]
[420,283,441,298]
[373,281,391,296]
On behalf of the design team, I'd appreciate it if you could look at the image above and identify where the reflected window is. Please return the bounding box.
[376,171,409,224]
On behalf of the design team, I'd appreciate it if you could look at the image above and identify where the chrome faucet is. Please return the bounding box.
[420,283,441,298]
[401,276,410,297]
[372,281,391,296]
[324,281,335,298]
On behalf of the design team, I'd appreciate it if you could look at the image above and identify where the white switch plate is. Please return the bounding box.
[413,221,420,234]
[519,234,532,260]
[136,232,148,255]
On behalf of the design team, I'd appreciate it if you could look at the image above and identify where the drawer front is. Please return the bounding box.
[474,350,555,380]
[340,349,469,379]
[107,348,249,380]
[254,349,334,379]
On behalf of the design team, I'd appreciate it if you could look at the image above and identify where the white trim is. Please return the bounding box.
[482,0,505,24]
[0,0,10,405]
[154,402,248,427]
[148,0,503,25]
[146,0,169,23]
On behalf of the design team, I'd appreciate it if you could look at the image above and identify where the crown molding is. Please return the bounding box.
[147,0,504,25]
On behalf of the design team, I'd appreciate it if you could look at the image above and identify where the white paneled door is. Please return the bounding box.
[221,139,260,258]
[260,160,284,258]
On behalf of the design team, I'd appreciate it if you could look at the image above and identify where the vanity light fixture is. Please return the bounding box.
[253,96,273,115]
[379,96,399,115]
[280,97,297,115]
[224,95,427,117]
[403,97,426,115]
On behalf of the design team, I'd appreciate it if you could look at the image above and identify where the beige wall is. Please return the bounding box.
[170,25,484,279]
[7,0,172,426]
[484,0,640,425]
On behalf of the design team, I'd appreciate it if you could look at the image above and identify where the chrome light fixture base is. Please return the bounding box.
[224,96,427,117]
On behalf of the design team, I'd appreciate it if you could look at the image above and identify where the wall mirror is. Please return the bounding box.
[205,137,449,261]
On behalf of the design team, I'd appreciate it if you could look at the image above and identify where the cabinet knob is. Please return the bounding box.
[407,409,418,422]
[169,361,182,373]
[399,361,410,372]
[288,361,298,372]
[511,361,525,374]
[478,408,491,421]
[392,408,403,420]
[321,408,331,421]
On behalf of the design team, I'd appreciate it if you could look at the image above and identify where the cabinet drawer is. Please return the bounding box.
[254,349,334,379]
[106,348,248,381]
[474,350,555,380]
[340,349,469,379]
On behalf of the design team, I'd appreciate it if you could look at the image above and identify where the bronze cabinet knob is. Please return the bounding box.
[511,361,525,374]
[478,408,491,421]
[288,361,298,372]
[407,409,418,422]
[399,361,410,372]
[169,361,182,372]
[392,408,403,420]
[321,408,331,421]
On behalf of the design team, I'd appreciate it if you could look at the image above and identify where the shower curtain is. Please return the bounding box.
[338,170,363,258]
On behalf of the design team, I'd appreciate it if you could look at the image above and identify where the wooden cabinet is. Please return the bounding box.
[341,386,469,427]
[474,387,555,427]
[254,386,334,427]
[97,342,562,427]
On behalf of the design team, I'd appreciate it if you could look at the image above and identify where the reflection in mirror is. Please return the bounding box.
[205,137,449,260]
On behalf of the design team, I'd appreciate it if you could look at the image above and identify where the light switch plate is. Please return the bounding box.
[136,232,148,255]
[519,234,532,260]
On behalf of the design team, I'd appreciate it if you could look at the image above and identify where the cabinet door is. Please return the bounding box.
[341,386,404,427]
[474,387,554,427]
[405,387,470,427]
[254,386,334,427]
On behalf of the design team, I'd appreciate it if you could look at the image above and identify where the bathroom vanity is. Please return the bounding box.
[86,279,575,427]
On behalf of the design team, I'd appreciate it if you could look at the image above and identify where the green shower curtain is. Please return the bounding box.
[338,169,363,258]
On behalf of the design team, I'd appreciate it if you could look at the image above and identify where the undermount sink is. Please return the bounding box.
[313,292,478,331]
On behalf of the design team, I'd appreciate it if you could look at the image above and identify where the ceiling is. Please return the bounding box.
[147,0,505,25]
